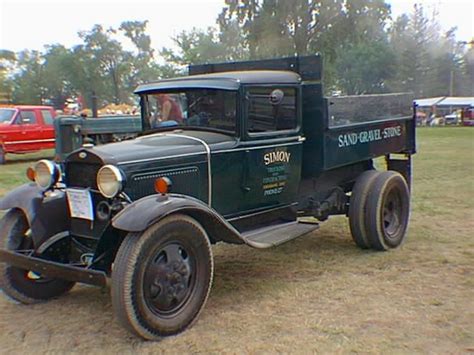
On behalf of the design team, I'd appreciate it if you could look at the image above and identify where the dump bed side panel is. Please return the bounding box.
[324,116,415,170]
[323,93,415,170]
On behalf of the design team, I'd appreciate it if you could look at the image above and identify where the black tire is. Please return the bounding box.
[0,147,5,165]
[0,209,75,304]
[111,214,214,340]
[348,170,380,249]
[365,171,410,251]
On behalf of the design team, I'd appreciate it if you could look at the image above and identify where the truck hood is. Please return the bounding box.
[79,130,238,165]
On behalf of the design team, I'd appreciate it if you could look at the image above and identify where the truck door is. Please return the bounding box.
[39,108,56,149]
[212,86,303,217]
[6,109,42,152]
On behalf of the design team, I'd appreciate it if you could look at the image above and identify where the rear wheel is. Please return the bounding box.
[365,171,410,251]
[111,214,213,340]
[348,170,380,249]
[0,209,75,304]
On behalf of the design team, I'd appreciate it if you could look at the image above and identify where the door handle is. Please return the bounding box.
[241,150,251,192]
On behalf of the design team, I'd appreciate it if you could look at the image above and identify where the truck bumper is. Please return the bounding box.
[0,249,107,287]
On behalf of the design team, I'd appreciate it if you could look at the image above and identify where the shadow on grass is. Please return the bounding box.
[210,229,371,299]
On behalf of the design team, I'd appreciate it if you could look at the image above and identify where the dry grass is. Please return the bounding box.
[0,128,473,353]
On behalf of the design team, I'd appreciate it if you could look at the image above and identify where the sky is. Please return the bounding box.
[0,0,473,54]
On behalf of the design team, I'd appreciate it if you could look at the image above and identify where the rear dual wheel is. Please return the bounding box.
[348,170,380,249]
[349,171,410,251]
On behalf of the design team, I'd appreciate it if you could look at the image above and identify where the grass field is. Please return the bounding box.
[0,128,473,353]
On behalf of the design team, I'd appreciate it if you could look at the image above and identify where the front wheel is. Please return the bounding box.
[365,171,410,251]
[111,214,214,340]
[0,209,75,304]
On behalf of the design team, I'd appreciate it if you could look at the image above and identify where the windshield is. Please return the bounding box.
[142,89,237,134]
[0,108,16,123]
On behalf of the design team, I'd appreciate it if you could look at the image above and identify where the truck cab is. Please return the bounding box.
[0,55,415,340]
[134,70,304,222]
[0,105,56,164]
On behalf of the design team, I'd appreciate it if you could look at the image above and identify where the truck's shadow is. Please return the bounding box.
[2,228,370,346]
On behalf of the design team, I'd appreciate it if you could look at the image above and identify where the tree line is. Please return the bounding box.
[0,0,472,110]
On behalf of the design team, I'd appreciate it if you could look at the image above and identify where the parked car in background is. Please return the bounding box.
[0,105,56,164]
[444,112,459,125]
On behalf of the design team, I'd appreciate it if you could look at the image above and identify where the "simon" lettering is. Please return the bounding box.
[264,150,291,165]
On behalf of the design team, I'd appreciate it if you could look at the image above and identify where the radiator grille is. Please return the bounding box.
[65,163,101,189]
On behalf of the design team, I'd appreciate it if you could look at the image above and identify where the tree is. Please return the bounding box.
[120,20,164,90]
[11,50,45,104]
[218,0,343,58]
[41,45,75,108]
[334,41,395,94]
[0,50,16,103]
[79,25,131,104]
[388,4,439,96]
[161,28,229,68]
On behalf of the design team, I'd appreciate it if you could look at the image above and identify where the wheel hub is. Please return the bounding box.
[144,243,193,314]
[383,191,402,237]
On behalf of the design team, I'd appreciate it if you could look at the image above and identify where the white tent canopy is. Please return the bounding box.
[415,97,474,107]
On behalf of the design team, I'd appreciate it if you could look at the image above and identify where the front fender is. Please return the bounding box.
[0,184,69,248]
[112,194,245,245]
[0,183,45,222]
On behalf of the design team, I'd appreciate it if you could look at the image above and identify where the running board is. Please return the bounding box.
[242,221,319,249]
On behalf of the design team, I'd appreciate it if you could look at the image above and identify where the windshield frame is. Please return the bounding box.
[139,88,240,137]
[0,108,17,124]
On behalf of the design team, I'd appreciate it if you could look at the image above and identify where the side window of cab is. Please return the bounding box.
[16,110,37,125]
[247,87,297,134]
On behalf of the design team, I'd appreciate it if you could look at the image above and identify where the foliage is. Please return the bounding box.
[0,50,16,103]
[2,2,472,107]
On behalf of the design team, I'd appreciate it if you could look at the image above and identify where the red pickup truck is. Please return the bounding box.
[0,105,56,164]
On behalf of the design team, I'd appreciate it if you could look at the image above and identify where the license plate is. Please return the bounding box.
[66,189,94,221]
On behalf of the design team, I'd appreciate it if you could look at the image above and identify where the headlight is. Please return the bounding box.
[97,165,124,198]
[34,160,60,189]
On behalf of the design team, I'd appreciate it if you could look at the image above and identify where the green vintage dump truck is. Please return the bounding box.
[0,55,415,340]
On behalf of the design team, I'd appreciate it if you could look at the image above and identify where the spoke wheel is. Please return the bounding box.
[365,171,410,251]
[0,209,75,304]
[112,214,213,340]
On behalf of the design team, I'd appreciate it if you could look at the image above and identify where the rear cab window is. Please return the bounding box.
[246,86,298,137]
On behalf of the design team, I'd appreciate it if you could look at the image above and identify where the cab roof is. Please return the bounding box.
[135,70,302,94]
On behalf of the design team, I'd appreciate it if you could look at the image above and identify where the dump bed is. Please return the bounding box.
[193,55,417,176]
[322,93,416,170]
